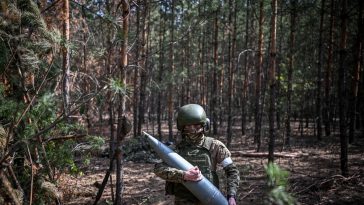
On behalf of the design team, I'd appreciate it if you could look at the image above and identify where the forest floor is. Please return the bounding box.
[59,122,364,205]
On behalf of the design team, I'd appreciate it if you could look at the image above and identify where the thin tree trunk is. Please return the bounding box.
[268,0,277,163]
[241,0,250,136]
[227,0,236,148]
[286,0,296,147]
[157,9,165,140]
[316,0,325,141]
[199,3,207,105]
[81,6,91,129]
[255,0,264,152]
[133,0,141,138]
[212,8,219,136]
[349,0,363,143]
[324,0,335,137]
[62,0,70,121]
[168,1,175,142]
[115,1,129,204]
[138,2,149,136]
[338,0,348,177]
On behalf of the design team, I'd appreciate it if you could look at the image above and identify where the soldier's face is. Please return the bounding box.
[183,124,203,134]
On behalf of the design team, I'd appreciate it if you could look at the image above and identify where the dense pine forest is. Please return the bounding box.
[0,0,363,204]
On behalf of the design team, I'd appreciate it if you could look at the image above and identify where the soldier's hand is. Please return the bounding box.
[183,166,203,181]
[228,196,237,205]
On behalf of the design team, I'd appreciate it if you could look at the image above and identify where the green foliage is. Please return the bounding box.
[86,135,105,150]
[46,140,80,175]
[265,163,296,205]
[0,85,22,124]
[109,78,133,97]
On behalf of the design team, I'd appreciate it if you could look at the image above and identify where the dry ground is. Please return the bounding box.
[59,123,364,205]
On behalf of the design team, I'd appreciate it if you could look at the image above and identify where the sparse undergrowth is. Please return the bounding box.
[59,128,364,205]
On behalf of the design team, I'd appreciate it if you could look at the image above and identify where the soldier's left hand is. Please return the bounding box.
[183,166,203,181]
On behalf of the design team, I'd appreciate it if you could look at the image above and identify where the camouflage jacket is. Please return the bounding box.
[154,135,240,196]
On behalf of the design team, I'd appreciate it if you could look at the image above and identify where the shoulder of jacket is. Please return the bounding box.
[202,136,215,150]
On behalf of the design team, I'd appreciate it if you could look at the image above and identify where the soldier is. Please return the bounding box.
[154,104,240,205]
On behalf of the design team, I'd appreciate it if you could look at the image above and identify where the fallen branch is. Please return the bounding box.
[45,134,87,142]
[231,151,309,158]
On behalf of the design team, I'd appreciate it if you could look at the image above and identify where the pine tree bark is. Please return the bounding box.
[268,0,277,163]
[157,8,165,140]
[338,0,348,177]
[168,1,175,141]
[138,1,149,136]
[255,0,264,152]
[316,0,325,141]
[62,0,70,121]
[212,8,219,136]
[324,0,336,137]
[133,0,141,138]
[115,1,130,204]
[349,0,363,143]
[227,0,236,148]
[241,0,251,136]
[285,0,296,147]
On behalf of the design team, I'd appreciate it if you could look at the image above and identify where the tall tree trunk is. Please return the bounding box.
[268,0,277,163]
[157,8,165,140]
[324,0,336,137]
[227,0,237,148]
[168,1,175,141]
[255,0,264,152]
[212,8,219,136]
[133,0,141,138]
[241,0,250,136]
[81,6,91,129]
[138,1,149,136]
[316,0,325,141]
[115,1,129,204]
[104,4,115,201]
[62,0,70,121]
[286,0,296,147]
[349,0,363,143]
[338,0,348,177]
[199,3,207,105]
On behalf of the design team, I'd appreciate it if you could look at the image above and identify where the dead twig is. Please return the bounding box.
[241,188,256,199]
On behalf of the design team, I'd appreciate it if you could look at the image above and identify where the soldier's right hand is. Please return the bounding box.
[183,166,203,181]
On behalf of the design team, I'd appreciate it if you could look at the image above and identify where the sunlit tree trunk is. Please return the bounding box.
[268,0,277,163]
[62,0,70,121]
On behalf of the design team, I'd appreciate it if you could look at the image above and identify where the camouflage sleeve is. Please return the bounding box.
[224,163,240,196]
[210,139,240,196]
[153,162,185,183]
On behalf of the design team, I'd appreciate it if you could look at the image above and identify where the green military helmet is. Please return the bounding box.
[177,104,208,131]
